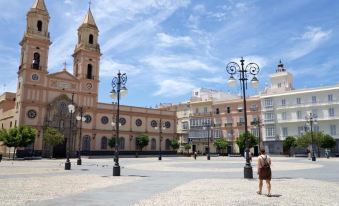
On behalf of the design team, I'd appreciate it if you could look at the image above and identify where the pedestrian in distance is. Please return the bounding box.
[306,149,311,160]
[257,148,272,197]
[194,151,197,160]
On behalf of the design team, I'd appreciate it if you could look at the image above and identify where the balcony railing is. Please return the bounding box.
[237,122,245,126]
[276,100,339,109]
[189,112,212,117]
[264,119,275,124]
[225,123,233,127]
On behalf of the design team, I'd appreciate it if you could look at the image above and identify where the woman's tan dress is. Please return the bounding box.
[258,155,272,180]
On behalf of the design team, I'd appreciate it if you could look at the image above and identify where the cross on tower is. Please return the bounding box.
[63,61,67,70]
[88,0,92,9]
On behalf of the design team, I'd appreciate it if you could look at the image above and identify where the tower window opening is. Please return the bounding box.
[89,34,94,44]
[37,21,42,32]
[32,52,40,70]
[87,64,93,79]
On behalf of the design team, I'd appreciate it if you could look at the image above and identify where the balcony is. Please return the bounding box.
[214,123,222,127]
[262,105,274,111]
[250,121,258,126]
[224,123,233,127]
[264,119,275,124]
[189,112,212,117]
[237,122,245,126]
[275,100,339,110]
[249,107,258,112]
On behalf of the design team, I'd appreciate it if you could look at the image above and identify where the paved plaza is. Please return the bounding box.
[1,156,339,206]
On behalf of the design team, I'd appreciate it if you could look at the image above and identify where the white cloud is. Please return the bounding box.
[200,77,225,84]
[100,58,142,77]
[154,78,195,97]
[143,55,216,72]
[229,55,268,69]
[64,0,72,5]
[156,33,194,48]
[300,27,331,42]
[100,0,190,53]
[193,4,206,14]
[287,27,332,60]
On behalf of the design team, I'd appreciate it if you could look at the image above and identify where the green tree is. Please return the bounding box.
[297,131,325,157]
[213,138,228,154]
[108,136,118,149]
[183,143,191,154]
[0,126,37,159]
[236,132,258,153]
[43,127,64,158]
[136,134,149,151]
[296,134,310,148]
[170,139,180,151]
[0,129,13,158]
[17,125,36,148]
[320,134,336,149]
[283,136,297,156]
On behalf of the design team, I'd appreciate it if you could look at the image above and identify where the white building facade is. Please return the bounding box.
[261,62,339,154]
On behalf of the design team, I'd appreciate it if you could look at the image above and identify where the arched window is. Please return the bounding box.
[82,135,91,151]
[165,139,171,150]
[101,136,108,150]
[87,64,93,79]
[32,52,40,69]
[89,34,94,44]
[151,138,156,150]
[119,137,125,150]
[37,20,42,32]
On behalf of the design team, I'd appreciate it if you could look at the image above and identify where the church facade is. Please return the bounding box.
[0,0,177,157]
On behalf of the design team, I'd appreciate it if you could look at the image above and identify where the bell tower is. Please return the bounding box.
[72,7,100,100]
[20,0,51,72]
[15,0,51,125]
[266,60,294,94]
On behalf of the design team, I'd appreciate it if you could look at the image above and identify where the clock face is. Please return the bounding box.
[32,74,39,81]
[86,83,92,89]
[27,110,37,118]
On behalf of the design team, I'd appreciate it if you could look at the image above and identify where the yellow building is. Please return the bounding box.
[0,0,176,158]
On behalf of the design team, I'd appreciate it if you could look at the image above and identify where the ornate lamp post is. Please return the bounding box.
[202,120,213,160]
[154,119,165,160]
[110,71,128,176]
[226,57,260,179]
[305,113,317,161]
[76,106,86,165]
[65,92,75,170]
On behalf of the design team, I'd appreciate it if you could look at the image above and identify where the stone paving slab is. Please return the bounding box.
[132,178,339,206]
[0,174,141,206]
[0,157,338,205]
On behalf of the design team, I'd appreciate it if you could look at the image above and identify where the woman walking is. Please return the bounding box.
[257,148,272,197]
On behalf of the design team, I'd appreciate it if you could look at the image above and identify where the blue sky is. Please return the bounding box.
[0,0,338,107]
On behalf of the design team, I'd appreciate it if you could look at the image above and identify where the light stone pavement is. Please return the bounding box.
[0,156,339,206]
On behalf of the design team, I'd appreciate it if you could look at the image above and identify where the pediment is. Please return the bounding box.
[48,70,78,81]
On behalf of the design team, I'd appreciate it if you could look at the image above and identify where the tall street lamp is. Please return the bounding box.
[305,113,317,161]
[202,120,213,160]
[226,57,260,179]
[154,119,165,160]
[65,92,75,170]
[76,106,86,165]
[110,71,128,176]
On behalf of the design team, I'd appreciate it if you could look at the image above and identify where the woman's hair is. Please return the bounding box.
[260,148,266,154]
